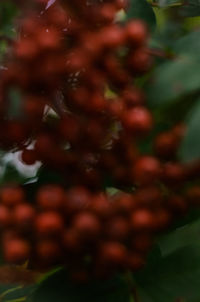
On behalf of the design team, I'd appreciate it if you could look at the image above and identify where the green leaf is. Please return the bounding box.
[0,1,18,38]
[156,0,200,15]
[173,29,200,55]
[134,242,200,302]
[180,0,200,17]
[0,284,35,302]
[29,270,130,302]
[126,0,156,30]
[158,217,200,257]
[147,55,200,107]
[0,164,27,186]
[179,98,200,162]
[36,166,64,187]
[148,30,200,108]
[157,0,181,7]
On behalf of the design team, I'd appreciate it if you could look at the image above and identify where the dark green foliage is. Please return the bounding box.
[126,0,156,30]
[180,0,200,17]
[0,284,35,302]
[134,219,200,302]
[29,270,130,302]
[147,56,200,106]
[179,99,200,162]
[0,1,18,38]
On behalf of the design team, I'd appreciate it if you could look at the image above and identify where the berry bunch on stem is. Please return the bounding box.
[0,0,200,282]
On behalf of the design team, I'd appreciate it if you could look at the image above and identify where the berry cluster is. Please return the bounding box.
[1,0,200,281]
[0,182,198,282]
[0,0,153,188]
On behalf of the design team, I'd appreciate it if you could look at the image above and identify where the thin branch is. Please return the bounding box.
[150,2,159,7]
[131,287,140,302]
[147,48,176,60]
[125,271,141,302]
[150,1,184,8]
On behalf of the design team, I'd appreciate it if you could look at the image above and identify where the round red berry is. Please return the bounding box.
[132,156,162,185]
[21,149,37,165]
[122,107,153,135]
[35,212,64,236]
[1,186,25,207]
[37,185,64,210]
[3,239,30,264]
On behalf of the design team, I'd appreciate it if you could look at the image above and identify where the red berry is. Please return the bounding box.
[163,162,185,185]
[114,193,137,214]
[72,212,101,239]
[66,187,91,214]
[66,50,88,73]
[37,28,60,50]
[91,193,112,218]
[15,39,38,59]
[59,117,80,143]
[131,209,155,231]
[99,4,116,24]
[135,186,163,207]
[3,239,30,264]
[1,186,25,207]
[154,208,171,230]
[132,234,153,253]
[122,87,145,107]
[132,156,162,185]
[13,204,35,227]
[154,132,178,159]
[2,230,19,243]
[62,229,82,252]
[108,98,124,117]
[128,48,152,74]
[37,185,64,210]
[24,97,45,118]
[128,253,145,270]
[6,122,28,143]
[21,149,37,165]
[126,20,148,46]
[122,107,153,136]
[172,123,186,140]
[0,205,11,228]
[106,216,130,241]
[45,5,68,28]
[99,25,124,49]
[36,240,61,264]
[35,212,64,236]
[35,134,55,155]
[186,186,200,206]
[167,195,188,215]
[115,0,128,10]
[99,242,127,266]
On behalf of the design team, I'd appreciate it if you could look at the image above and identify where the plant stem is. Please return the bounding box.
[125,271,140,302]
[147,48,175,59]
[132,287,140,302]
[150,2,159,7]
[150,1,184,8]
